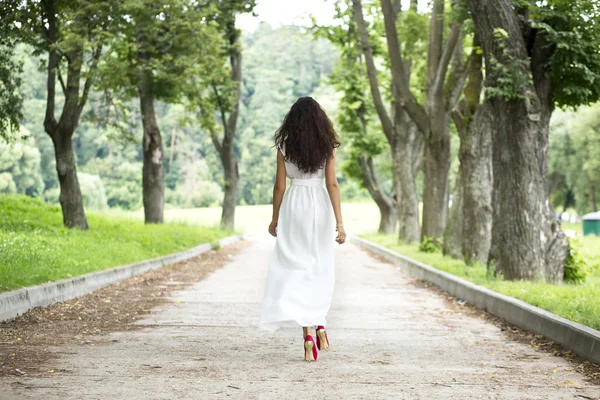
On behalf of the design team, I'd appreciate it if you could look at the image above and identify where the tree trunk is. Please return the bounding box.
[392,127,421,242]
[379,0,464,243]
[421,131,451,241]
[42,0,90,229]
[353,0,422,242]
[590,182,598,212]
[138,69,165,224]
[211,20,243,231]
[443,171,463,258]
[460,102,493,265]
[50,130,88,229]
[469,0,568,282]
[220,156,239,231]
[358,156,397,234]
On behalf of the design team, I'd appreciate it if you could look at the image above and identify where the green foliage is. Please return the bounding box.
[236,25,338,205]
[82,155,142,210]
[486,28,534,101]
[419,235,442,253]
[530,0,600,108]
[549,104,600,214]
[564,238,598,283]
[78,173,108,211]
[363,232,600,330]
[0,133,43,196]
[0,194,229,291]
[0,43,23,141]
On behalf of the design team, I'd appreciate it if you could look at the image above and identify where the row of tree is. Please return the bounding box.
[318,0,600,282]
[1,0,255,230]
[0,25,339,212]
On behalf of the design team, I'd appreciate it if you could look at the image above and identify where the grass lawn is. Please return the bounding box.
[361,232,600,331]
[0,195,230,292]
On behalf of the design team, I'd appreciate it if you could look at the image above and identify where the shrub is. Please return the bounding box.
[419,236,441,253]
[564,239,595,283]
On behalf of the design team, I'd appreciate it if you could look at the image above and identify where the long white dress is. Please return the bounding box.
[259,145,336,333]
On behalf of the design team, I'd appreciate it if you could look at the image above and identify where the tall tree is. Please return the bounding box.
[101,0,224,223]
[201,1,255,231]
[354,0,467,242]
[352,0,425,242]
[443,35,493,265]
[8,0,115,228]
[316,1,398,233]
[468,0,600,281]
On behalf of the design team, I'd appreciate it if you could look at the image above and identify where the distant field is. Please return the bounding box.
[109,202,382,235]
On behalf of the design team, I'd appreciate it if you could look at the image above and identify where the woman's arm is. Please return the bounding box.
[268,149,287,237]
[325,149,346,244]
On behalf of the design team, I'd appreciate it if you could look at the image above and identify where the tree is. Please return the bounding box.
[352,0,427,242]
[354,0,467,242]
[443,35,493,265]
[199,1,255,231]
[6,0,117,229]
[0,5,23,141]
[467,0,600,281]
[101,0,224,223]
[316,1,398,233]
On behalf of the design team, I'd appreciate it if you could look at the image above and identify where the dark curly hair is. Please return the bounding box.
[274,97,340,174]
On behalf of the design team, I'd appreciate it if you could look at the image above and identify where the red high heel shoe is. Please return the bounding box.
[316,326,329,351]
[304,335,318,361]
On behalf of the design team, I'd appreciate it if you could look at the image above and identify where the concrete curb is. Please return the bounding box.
[349,234,600,364]
[0,234,243,323]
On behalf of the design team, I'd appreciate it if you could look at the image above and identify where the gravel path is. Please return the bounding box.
[1,234,598,399]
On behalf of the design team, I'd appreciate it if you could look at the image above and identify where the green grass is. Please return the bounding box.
[0,195,230,292]
[362,232,600,331]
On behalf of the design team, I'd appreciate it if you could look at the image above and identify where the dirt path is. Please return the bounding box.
[0,235,598,399]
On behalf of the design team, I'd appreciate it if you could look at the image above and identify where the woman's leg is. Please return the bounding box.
[302,326,313,337]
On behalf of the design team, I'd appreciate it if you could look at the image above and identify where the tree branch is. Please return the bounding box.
[352,0,394,143]
[451,34,483,132]
[431,22,461,101]
[57,66,67,96]
[380,0,430,134]
[43,0,58,136]
[426,0,445,93]
[211,83,227,154]
[77,44,103,115]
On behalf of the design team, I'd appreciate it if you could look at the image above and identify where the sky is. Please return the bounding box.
[236,0,431,32]
[236,0,337,32]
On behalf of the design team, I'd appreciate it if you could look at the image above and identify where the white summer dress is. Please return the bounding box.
[259,144,336,333]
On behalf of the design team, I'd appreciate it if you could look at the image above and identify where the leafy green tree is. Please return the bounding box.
[6,0,118,229]
[468,0,600,281]
[100,0,225,223]
[354,0,467,242]
[442,34,493,265]
[197,0,256,230]
[315,1,397,234]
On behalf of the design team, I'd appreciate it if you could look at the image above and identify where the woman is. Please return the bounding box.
[259,97,346,362]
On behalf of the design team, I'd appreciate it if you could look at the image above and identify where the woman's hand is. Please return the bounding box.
[268,220,278,237]
[335,224,346,244]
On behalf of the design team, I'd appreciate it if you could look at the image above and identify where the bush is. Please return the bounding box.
[564,239,597,283]
[419,236,441,253]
